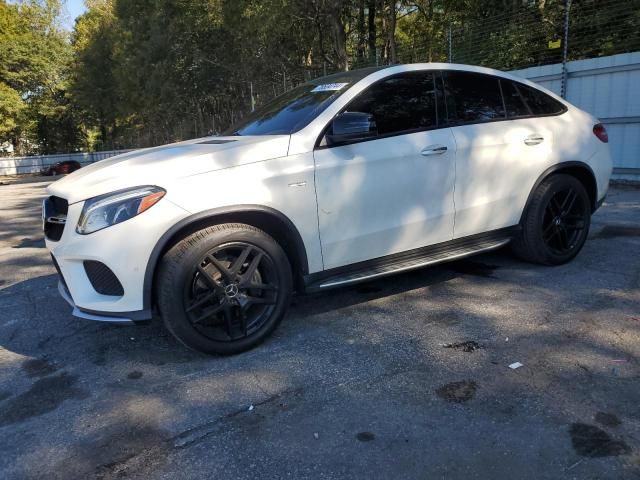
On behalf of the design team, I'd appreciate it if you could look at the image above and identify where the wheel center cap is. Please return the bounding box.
[554,217,562,226]
[224,284,239,298]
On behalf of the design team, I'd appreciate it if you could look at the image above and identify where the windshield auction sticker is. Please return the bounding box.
[311,83,349,92]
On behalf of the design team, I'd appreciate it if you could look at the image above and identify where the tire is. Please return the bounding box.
[157,223,292,355]
[512,174,591,265]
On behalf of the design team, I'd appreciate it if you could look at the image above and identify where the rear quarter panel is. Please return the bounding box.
[553,107,612,201]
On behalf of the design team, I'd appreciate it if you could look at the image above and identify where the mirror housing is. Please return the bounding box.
[325,112,377,146]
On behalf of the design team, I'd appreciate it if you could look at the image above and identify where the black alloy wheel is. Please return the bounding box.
[184,242,279,342]
[512,173,591,265]
[158,223,292,355]
[541,186,589,256]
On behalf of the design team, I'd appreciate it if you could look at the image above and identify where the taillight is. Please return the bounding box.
[593,123,608,143]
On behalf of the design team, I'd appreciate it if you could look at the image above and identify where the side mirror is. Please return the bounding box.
[325,112,377,146]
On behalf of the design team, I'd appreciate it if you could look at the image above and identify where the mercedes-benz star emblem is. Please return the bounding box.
[224,284,239,298]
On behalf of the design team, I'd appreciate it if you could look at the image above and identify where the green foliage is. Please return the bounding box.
[0,82,23,139]
[1,0,637,154]
[0,0,81,155]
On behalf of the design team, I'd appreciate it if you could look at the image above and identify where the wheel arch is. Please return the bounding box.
[520,161,598,225]
[143,205,309,311]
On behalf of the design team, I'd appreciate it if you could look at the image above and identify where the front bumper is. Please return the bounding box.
[57,281,136,324]
[46,194,190,319]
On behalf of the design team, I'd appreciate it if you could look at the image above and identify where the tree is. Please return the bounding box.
[382,0,397,64]
[0,0,79,155]
[367,0,377,63]
[71,0,118,150]
[2,0,636,155]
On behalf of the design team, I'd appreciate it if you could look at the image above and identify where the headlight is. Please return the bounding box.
[76,186,165,234]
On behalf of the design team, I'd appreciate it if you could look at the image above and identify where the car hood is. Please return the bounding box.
[47,135,290,204]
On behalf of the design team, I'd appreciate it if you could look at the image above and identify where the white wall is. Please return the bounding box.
[0,150,131,176]
[511,51,640,180]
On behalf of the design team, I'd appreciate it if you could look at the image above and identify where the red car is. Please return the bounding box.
[42,160,82,176]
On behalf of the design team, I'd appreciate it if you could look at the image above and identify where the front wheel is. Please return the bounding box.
[157,223,292,355]
[512,174,591,265]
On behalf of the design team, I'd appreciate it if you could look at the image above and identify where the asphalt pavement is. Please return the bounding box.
[0,180,638,479]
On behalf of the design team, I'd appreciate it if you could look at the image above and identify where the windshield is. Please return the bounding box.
[224,84,348,136]
[224,67,388,136]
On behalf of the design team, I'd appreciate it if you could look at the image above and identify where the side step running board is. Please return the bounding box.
[305,229,514,291]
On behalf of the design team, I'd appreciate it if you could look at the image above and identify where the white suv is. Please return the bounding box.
[44,63,612,354]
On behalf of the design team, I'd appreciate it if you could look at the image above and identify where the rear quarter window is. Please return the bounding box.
[515,82,566,116]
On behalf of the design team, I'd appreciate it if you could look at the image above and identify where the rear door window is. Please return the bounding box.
[443,71,505,124]
[501,80,532,118]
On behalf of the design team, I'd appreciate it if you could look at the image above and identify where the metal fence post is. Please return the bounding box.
[250,81,255,112]
[448,24,453,63]
[561,0,571,98]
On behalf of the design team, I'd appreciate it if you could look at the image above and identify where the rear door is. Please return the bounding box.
[443,71,558,238]
[314,71,457,269]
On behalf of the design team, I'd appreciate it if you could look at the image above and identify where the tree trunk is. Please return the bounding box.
[327,7,348,71]
[357,0,366,63]
[386,0,397,64]
[367,0,377,64]
[379,0,387,62]
[99,121,107,150]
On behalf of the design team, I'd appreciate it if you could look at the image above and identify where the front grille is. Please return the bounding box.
[43,196,69,241]
[83,261,124,296]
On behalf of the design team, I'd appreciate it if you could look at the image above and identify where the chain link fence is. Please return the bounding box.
[48,0,640,148]
[247,0,640,113]
[447,0,640,96]
[5,0,639,171]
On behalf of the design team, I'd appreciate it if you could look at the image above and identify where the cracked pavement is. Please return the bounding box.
[0,180,639,479]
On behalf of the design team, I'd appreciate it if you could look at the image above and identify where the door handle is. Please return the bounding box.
[421,145,448,156]
[524,134,544,146]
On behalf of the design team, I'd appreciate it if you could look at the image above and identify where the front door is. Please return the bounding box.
[313,71,457,270]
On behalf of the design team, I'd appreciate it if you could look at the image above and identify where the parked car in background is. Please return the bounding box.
[43,63,612,355]
[42,160,82,176]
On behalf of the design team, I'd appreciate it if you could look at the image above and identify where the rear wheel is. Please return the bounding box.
[512,174,591,265]
[157,223,292,355]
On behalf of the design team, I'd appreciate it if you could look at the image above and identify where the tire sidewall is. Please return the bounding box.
[528,175,591,265]
[159,225,292,355]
